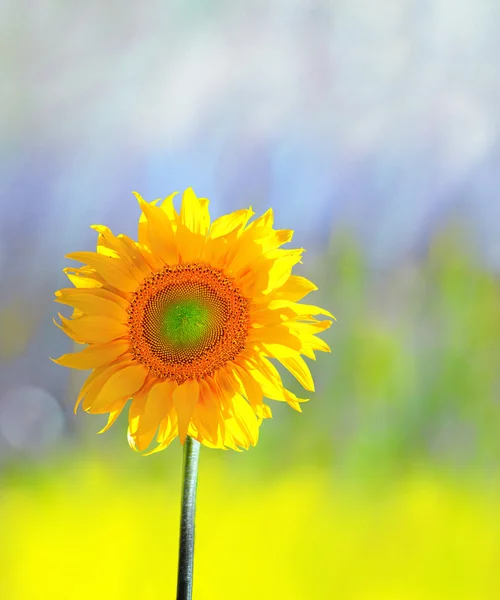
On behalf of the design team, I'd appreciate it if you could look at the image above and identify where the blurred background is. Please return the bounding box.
[1,1,500,598]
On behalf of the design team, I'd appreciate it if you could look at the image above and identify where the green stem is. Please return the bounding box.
[176,436,201,600]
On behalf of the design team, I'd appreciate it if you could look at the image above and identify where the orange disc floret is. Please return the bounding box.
[128,263,250,384]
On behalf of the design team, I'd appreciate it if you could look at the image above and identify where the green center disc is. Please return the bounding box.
[160,299,212,348]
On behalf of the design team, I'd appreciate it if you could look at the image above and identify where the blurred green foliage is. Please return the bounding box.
[1,227,500,598]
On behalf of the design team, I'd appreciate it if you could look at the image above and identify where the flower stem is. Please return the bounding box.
[176,435,201,600]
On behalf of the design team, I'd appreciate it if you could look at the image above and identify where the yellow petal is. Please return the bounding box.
[78,360,128,413]
[258,340,314,361]
[128,379,176,451]
[65,252,140,293]
[282,388,309,412]
[248,325,303,352]
[239,354,309,405]
[75,365,111,413]
[264,299,334,320]
[137,196,161,246]
[63,267,102,289]
[209,207,254,239]
[256,403,273,419]
[284,320,333,337]
[233,364,264,407]
[138,242,164,272]
[274,229,294,246]
[117,234,153,277]
[63,267,131,302]
[246,208,274,229]
[54,289,129,320]
[237,249,303,297]
[226,394,259,448]
[201,230,236,268]
[91,225,149,278]
[98,401,128,433]
[175,223,205,263]
[87,363,148,413]
[172,380,199,444]
[133,192,178,264]
[156,409,178,445]
[50,339,130,370]
[304,336,331,354]
[55,313,128,344]
[213,369,243,418]
[274,275,318,301]
[226,237,267,276]
[227,228,294,276]
[192,379,223,446]
[142,410,178,455]
[246,357,286,400]
[58,286,129,309]
[180,187,210,235]
[53,315,86,344]
[277,354,315,391]
[263,249,304,293]
[159,191,179,226]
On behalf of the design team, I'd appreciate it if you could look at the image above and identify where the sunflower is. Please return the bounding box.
[52,189,333,453]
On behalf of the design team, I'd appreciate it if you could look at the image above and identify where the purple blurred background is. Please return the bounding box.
[1,0,500,460]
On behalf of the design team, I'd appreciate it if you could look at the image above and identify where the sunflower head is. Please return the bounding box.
[52,188,333,453]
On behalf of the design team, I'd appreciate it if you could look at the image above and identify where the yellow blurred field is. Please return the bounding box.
[1,455,499,600]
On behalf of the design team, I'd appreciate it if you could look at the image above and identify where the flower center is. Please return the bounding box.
[160,299,212,348]
[127,263,250,383]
